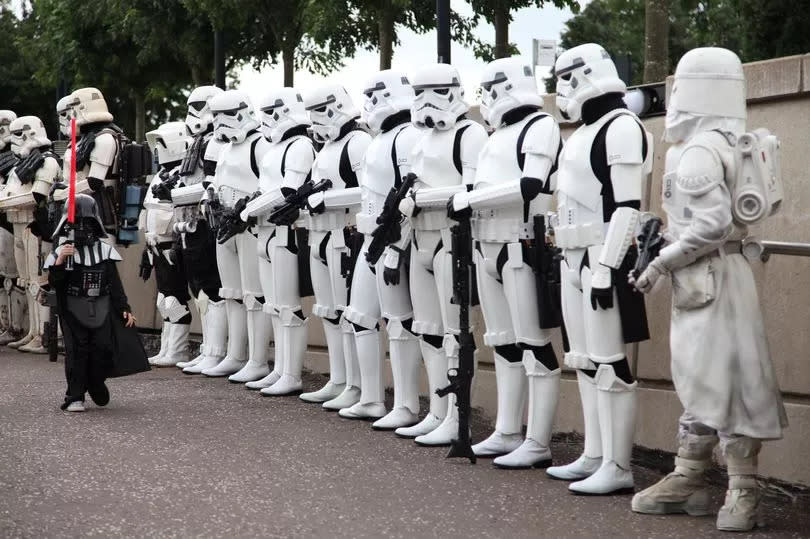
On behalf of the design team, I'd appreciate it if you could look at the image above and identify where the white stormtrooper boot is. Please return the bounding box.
[569,365,636,495]
[301,319,346,402]
[202,299,248,376]
[229,308,272,383]
[8,289,35,349]
[632,432,716,516]
[177,300,206,369]
[323,319,362,410]
[152,324,190,367]
[396,339,447,438]
[20,303,49,354]
[1,284,25,345]
[494,353,560,469]
[716,452,763,532]
[261,315,308,396]
[339,328,387,420]
[246,313,283,389]
[372,334,421,430]
[148,321,170,365]
[184,300,228,374]
[472,353,527,457]
[547,371,603,480]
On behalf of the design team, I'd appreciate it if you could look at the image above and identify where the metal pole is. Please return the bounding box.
[214,29,226,89]
[436,0,451,64]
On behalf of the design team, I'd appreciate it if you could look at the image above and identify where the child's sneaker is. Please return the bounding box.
[63,401,86,413]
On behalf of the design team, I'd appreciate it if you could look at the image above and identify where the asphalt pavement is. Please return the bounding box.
[0,349,807,538]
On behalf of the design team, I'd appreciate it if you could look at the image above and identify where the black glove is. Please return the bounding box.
[382,248,404,286]
[138,249,153,281]
[151,181,173,202]
[88,177,105,191]
[590,285,614,310]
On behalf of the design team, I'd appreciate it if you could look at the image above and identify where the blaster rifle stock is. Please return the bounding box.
[269,178,333,226]
[435,215,476,464]
[365,172,417,265]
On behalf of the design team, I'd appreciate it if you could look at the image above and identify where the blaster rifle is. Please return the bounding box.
[268,178,333,226]
[203,187,225,232]
[632,214,664,279]
[365,172,417,265]
[436,215,476,464]
[151,170,181,202]
[533,215,563,329]
[216,195,253,245]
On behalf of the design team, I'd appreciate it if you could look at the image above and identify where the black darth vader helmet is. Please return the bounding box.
[51,193,108,242]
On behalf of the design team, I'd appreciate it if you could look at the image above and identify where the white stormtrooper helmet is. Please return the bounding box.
[665,47,747,142]
[554,43,626,122]
[185,85,224,136]
[56,95,75,138]
[411,63,469,130]
[479,57,543,128]
[9,116,51,157]
[0,110,17,151]
[304,84,359,143]
[70,87,114,126]
[259,87,310,143]
[146,121,190,166]
[210,90,260,144]
[361,70,414,133]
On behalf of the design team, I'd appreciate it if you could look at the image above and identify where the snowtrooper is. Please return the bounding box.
[239,87,315,393]
[0,109,24,346]
[630,48,786,532]
[141,121,192,367]
[545,43,653,494]
[0,116,61,353]
[298,84,371,409]
[200,90,272,379]
[448,57,563,466]
[393,64,488,446]
[340,70,424,429]
[165,86,229,374]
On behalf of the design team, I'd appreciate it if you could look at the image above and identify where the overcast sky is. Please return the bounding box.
[237,1,579,107]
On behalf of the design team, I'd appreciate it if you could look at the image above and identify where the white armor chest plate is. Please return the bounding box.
[214,133,261,208]
[357,126,407,234]
[471,117,540,242]
[310,138,353,232]
[412,128,465,232]
[258,139,292,193]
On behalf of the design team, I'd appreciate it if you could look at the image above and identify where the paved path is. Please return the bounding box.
[0,350,807,538]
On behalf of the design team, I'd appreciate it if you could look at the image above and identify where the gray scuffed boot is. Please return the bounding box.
[716,439,764,532]
[632,432,717,516]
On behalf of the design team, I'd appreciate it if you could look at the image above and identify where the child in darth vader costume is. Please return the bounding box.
[44,194,148,412]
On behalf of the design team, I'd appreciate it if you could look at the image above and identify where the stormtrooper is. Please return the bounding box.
[0,116,61,353]
[0,109,25,346]
[545,43,653,494]
[394,64,487,445]
[630,48,787,532]
[239,87,315,394]
[448,57,563,466]
[340,70,424,429]
[297,84,371,408]
[54,88,123,239]
[201,90,272,379]
[167,86,228,374]
[141,121,192,367]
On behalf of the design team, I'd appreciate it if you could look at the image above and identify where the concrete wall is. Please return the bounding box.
[128,54,810,486]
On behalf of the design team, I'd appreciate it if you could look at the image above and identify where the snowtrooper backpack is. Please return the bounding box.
[728,128,782,225]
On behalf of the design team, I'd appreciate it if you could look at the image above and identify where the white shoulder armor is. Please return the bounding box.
[204,136,226,162]
[90,132,118,167]
[676,142,724,196]
[283,137,316,177]
[459,120,488,184]
[347,131,372,173]
[521,114,560,159]
[32,155,60,197]
[604,114,645,166]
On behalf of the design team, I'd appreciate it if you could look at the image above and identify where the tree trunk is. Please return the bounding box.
[378,0,394,69]
[134,92,145,143]
[282,42,295,86]
[494,6,509,59]
[643,0,669,83]
[190,65,202,87]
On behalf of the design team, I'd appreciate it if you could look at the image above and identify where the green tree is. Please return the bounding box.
[644,0,669,82]
[468,0,580,61]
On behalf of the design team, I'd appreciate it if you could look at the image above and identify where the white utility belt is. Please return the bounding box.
[554,222,607,250]
[306,209,354,232]
[4,208,35,224]
[217,185,252,208]
[471,207,534,242]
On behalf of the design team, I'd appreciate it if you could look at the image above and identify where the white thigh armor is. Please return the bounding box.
[344,236,381,329]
